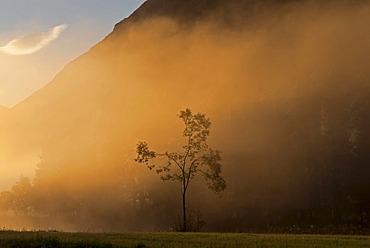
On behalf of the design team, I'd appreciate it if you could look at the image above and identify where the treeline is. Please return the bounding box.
[0,153,177,231]
[210,79,370,234]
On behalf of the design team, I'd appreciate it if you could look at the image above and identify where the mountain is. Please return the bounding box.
[1,0,370,232]
[2,0,289,182]
[1,0,306,169]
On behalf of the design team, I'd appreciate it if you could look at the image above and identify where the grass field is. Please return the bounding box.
[0,231,369,248]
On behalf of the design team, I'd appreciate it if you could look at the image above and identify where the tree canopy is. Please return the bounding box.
[135,108,226,231]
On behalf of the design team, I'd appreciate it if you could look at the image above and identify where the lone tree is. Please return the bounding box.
[135,108,226,232]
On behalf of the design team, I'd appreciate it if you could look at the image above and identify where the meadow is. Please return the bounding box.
[0,231,369,248]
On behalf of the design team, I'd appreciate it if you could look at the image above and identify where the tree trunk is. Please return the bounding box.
[182,191,187,232]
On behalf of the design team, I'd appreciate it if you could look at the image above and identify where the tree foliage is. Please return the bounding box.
[135,108,226,231]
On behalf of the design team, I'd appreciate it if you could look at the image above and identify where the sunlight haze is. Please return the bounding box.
[0,0,369,237]
[0,0,145,107]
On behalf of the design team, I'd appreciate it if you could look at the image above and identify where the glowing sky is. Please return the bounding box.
[0,0,145,108]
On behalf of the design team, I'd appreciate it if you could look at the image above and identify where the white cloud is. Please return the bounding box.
[0,24,68,56]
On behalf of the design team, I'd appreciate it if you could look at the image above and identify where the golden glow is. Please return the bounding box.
[1,1,370,231]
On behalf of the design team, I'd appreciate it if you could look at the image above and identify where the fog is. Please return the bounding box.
[1,0,370,232]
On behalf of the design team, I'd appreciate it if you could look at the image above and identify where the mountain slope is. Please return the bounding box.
[2,0,285,172]
[3,0,308,159]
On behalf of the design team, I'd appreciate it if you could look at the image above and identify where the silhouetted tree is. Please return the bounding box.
[135,108,226,232]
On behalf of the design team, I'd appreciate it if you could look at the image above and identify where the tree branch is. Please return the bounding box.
[185,156,204,190]
[156,153,183,171]
[182,134,193,172]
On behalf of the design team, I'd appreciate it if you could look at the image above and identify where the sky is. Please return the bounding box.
[0,0,145,108]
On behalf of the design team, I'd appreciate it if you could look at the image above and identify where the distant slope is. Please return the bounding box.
[3,0,282,168]
[5,0,304,153]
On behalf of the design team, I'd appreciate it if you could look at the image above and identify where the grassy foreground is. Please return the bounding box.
[0,231,369,248]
